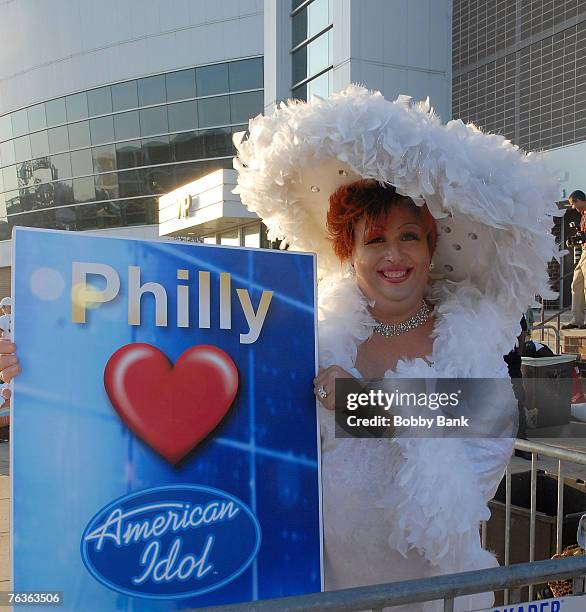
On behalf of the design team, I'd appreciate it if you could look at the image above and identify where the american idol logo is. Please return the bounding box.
[81,485,261,599]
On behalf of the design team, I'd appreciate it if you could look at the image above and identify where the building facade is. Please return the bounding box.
[452,0,586,307]
[0,0,452,296]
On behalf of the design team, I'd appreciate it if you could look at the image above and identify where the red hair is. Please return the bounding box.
[326,180,438,262]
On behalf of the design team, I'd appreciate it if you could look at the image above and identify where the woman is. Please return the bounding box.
[1,86,560,609]
[233,86,560,609]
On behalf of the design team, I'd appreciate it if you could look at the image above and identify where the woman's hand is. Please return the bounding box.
[313,365,355,411]
[0,340,19,408]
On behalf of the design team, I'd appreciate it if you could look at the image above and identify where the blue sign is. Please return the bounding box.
[12,227,321,611]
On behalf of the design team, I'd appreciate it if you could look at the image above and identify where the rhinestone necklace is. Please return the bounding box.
[373,302,433,337]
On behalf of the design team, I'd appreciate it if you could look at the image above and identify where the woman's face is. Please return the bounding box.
[351,205,431,316]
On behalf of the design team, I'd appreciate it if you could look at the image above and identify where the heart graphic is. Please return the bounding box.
[104,344,239,465]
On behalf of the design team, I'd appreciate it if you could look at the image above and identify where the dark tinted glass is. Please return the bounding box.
[292,46,308,86]
[168,100,197,132]
[112,81,138,111]
[229,58,263,91]
[70,148,94,177]
[292,0,306,10]
[17,161,32,188]
[0,115,13,142]
[90,116,115,145]
[2,166,17,192]
[73,176,96,203]
[5,190,20,214]
[114,111,140,141]
[30,131,50,159]
[118,169,144,197]
[45,98,67,127]
[13,136,32,163]
[230,91,263,124]
[28,104,47,132]
[292,8,308,47]
[144,166,175,194]
[116,140,143,169]
[92,144,116,173]
[48,126,69,154]
[95,200,123,228]
[196,64,229,96]
[166,69,196,102]
[291,82,307,102]
[54,179,74,205]
[139,106,168,137]
[95,172,119,200]
[198,96,230,128]
[50,153,72,180]
[171,131,204,162]
[68,121,91,149]
[138,75,166,106]
[142,136,170,165]
[0,141,15,167]
[124,197,157,225]
[66,92,88,122]
[202,128,233,158]
[87,87,113,117]
[11,109,29,138]
[18,187,34,212]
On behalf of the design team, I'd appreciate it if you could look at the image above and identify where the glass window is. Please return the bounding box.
[70,148,94,177]
[66,92,88,122]
[116,140,143,169]
[139,106,168,137]
[112,80,138,112]
[2,166,18,192]
[291,82,307,102]
[292,30,331,86]
[230,91,263,124]
[17,161,32,187]
[198,96,230,128]
[0,115,13,142]
[87,87,113,117]
[68,121,91,149]
[168,100,198,132]
[50,153,72,180]
[45,98,67,127]
[31,158,52,184]
[28,105,47,132]
[144,166,175,194]
[5,190,20,214]
[114,111,140,141]
[307,70,331,98]
[171,131,204,162]
[0,171,3,192]
[142,135,170,165]
[33,182,55,209]
[48,126,69,154]
[202,128,233,158]
[196,63,229,96]
[11,109,29,138]
[13,136,31,163]
[166,69,196,102]
[229,58,263,92]
[219,228,239,246]
[0,140,15,167]
[138,75,166,106]
[95,172,119,201]
[292,0,329,47]
[118,169,144,198]
[123,197,153,226]
[73,176,96,203]
[203,235,217,244]
[90,115,115,145]
[54,179,74,205]
[95,200,122,228]
[92,144,116,173]
[73,203,100,231]
[243,223,261,248]
[174,160,208,186]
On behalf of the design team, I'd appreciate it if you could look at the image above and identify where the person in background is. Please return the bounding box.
[562,190,586,330]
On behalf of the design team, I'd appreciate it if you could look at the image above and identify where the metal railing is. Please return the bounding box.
[483,438,586,604]
[528,323,561,354]
[193,556,586,611]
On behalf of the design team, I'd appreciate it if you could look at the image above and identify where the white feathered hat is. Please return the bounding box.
[234,85,560,310]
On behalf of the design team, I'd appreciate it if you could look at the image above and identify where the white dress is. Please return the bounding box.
[318,275,516,611]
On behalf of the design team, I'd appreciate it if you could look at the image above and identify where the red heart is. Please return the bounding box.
[104,344,239,465]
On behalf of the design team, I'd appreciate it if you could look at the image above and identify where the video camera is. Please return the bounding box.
[566,221,586,248]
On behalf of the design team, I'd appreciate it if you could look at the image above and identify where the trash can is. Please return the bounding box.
[521,354,577,428]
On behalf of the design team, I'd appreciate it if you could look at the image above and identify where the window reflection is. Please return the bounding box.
[0,115,13,142]
[166,69,196,102]
[11,109,29,138]
[48,126,70,154]
[116,140,143,169]
[66,92,88,122]
[198,96,230,128]
[0,141,15,167]
[5,190,20,214]
[202,128,233,158]
[92,144,116,173]
[228,58,263,91]
[2,166,17,192]
[138,75,166,106]
[87,87,113,117]
[171,131,204,162]
[13,136,32,163]
[32,158,52,184]
[45,98,67,127]
[230,91,263,124]
[144,166,174,194]
[90,116,115,145]
[17,162,33,188]
[73,176,96,203]
[114,111,140,141]
[95,172,119,200]
[112,81,138,112]
[68,121,91,149]
[28,104,47,132]
[196,64,229,97]
[54,180,74,206]
[142,136,170,165]
[139,106,168,137]
[168,100,198,132]
[118,169,144,198]
[50,153,72,181]
[70,148,94,177]
[30,131,50,158]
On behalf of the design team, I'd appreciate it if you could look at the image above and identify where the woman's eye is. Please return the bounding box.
[400,232,421,241]
[365,235,385,244]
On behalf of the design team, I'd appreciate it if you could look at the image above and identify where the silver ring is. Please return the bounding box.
[317,385,328,399]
